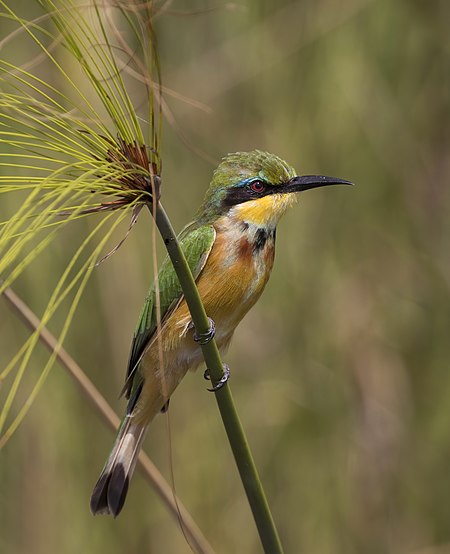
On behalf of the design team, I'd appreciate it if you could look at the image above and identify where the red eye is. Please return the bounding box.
[249,180,265,193]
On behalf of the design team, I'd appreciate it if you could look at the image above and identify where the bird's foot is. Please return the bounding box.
[193,317,216,345]
[204,364,230,392]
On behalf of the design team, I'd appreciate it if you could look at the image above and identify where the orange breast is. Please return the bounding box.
[196,225,274,326]
[160,221,275,356]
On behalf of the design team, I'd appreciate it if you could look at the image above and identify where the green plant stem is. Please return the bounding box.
[154,202,284,554]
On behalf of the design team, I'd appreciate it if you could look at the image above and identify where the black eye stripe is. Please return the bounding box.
[222,179,280,208]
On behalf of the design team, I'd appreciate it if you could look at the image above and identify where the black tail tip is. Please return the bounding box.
[107,465,129,517]
[90,466,129,518]
[90,473,112,516]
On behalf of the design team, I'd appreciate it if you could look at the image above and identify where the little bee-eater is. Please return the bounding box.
[90,150,351,516]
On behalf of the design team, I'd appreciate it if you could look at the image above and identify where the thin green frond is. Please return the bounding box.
[0,206,132,444]
[0,0,162,438]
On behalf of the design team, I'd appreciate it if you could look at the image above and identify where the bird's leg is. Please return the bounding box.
[204,364,230,392]
[193,316,229,390]
[193,317,216,345]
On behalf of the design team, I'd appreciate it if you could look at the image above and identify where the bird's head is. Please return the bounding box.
[198,150,351,227]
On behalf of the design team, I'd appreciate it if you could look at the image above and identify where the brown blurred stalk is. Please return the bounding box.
[1,283,216,554]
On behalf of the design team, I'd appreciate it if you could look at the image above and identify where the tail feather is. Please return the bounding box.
[90,416,147,517]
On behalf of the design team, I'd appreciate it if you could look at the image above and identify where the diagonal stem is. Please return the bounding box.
[154,202,284,554]
[1,283,216,554]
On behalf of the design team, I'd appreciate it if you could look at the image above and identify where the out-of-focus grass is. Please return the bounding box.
[1,0,450,553]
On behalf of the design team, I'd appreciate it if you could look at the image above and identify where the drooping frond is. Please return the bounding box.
[0,0,162,443]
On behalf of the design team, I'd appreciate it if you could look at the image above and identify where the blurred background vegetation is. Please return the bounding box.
[1,0,450,552]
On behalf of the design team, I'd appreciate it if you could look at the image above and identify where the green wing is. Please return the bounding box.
[123,224,216,409]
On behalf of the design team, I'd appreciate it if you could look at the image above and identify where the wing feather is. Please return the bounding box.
[122,224,216,404]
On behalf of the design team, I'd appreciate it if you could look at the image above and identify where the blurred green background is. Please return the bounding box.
[1,0,450,552]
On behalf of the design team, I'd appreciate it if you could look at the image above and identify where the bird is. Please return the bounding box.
[90,150,351,517]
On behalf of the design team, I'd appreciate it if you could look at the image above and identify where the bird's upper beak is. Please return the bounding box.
[284,175,353,193]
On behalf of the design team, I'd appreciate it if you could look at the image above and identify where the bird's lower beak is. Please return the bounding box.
[284,175,353,193]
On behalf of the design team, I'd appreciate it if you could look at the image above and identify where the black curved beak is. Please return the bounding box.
[284,175,353,193]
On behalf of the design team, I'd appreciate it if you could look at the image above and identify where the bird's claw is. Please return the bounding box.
[194,317,216,345]
[204,364,230,392]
